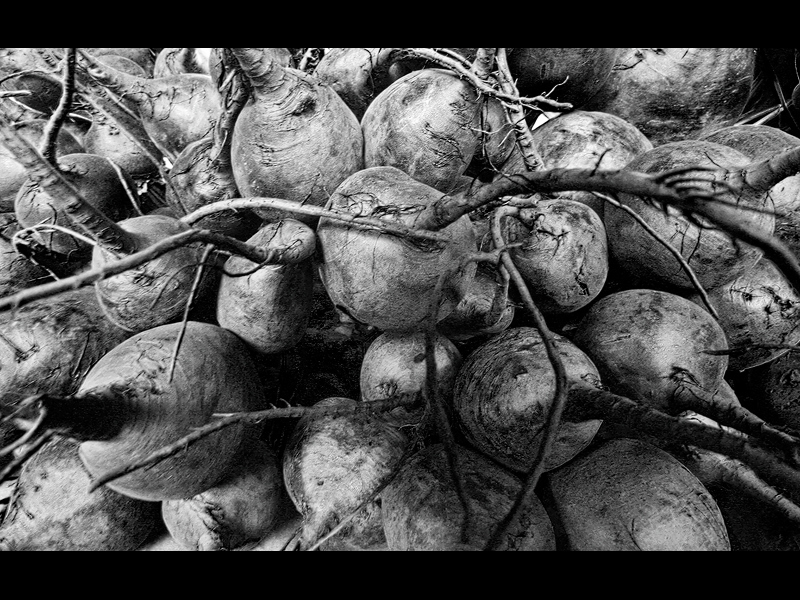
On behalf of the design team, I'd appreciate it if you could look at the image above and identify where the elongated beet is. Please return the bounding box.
[0,118,84,212]
[164,47,261,239]
[282,396,409,550]
[216,219,316,355]
[15,152,138,258]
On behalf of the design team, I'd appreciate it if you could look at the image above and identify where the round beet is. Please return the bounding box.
[503,109,653,219]
[161,441,290,551]
[603,139,775,291]
[545,437,730,550]
[83,109,162,180]
[53,321,269,502]
[360,329,462,429]
[361,67,483,193]
[0,436,158,551]
[381,442,556,551]
[313,48,405,121]
[507,48,623,108]
[502,198,609,315]
[739,350,800,432]
[687,258,800,372]
[583,48,756,146]
[452,326,604,474]
[317,166,477,332]
[700,124,800,258]
[229,48,364,225]
[570,288,729,413]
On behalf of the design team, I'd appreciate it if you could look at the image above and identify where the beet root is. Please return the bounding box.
[0,286,131,410]
[544,437,731,550]
[0,436,158,551]
[603,139,775,291]
[452,326,604,474]
[381,442,556,551]
[282,397,409,551]
[161,441,290,551]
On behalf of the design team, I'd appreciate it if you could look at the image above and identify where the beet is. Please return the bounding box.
[502,109,653,219]
[282,396,409,550]
[739,349,800,432]
[436,263,516,342]
[452,326,604,474]
[229,47,364,225]
[316,166,477,332]
[0,212,52,295]
[700,124,800,258]
[313,48,406,121]
[161,441,290,551]
[0,286,131,411]
[501,198,609,315]
[14,152,138,259]
[0,436,158,551]
[360,329,462,429]
[361,66,482,194]
[582,48,757,146]
[153,48,210,79]
[686,258,800,372]
[544,437,730,550]
[75,50,221,160]
[0,118,84,212]
[216,219,316,355]
[82,108,162,181]
[36,321,269,501]
[603,139,775,292]
[507,48,623,108]
[570,288,729,413]
[381,442,556,551]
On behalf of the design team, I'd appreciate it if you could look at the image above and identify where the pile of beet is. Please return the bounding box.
[2,47,800,552]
